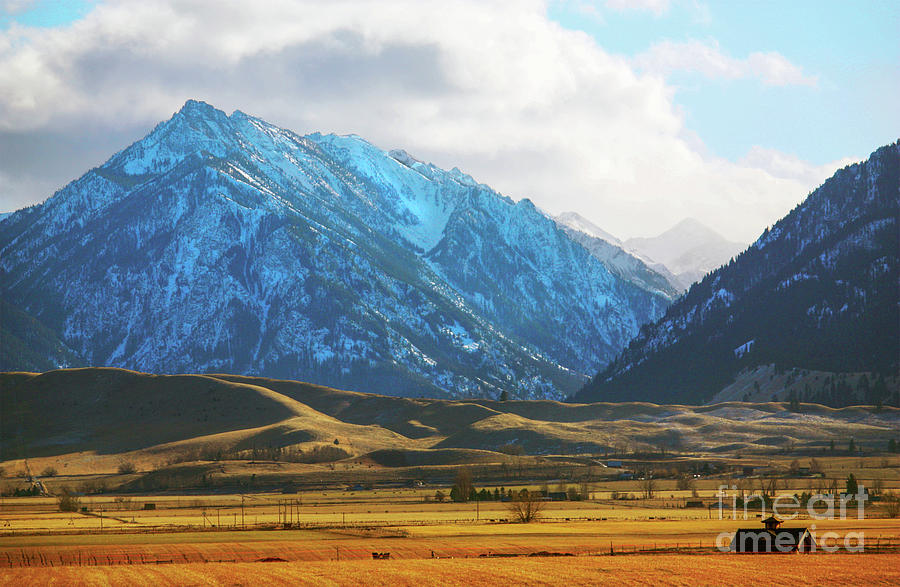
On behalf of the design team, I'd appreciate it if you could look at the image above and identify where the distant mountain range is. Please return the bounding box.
[555,212,746,292]
[554,212,682,299]
[573,141,900,407]
[0,100,672,400]
[625,218,746,289]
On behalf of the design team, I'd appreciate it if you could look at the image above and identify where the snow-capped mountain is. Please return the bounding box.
[554,211,624,246]
[554,212,681,300]
[573,141,900,406]
[625,218,746,289]
[0,100,671,399]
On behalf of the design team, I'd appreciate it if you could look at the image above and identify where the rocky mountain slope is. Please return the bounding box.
[554,212,681,299]
[574,141,900,406]
[0,100,670,399]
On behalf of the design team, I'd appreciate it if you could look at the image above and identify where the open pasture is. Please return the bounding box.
[4,475,899,535]
[3,487,899,573]
[2,553,899,586]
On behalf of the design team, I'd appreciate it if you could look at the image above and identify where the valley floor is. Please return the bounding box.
[3,492,899,585]
[2,553,899,586]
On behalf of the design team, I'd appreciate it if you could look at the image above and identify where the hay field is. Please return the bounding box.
[2,554,899,586]
[2,484,899,585]
[4,478,900,536]
[3,368,899,584]
[4,492,899,559]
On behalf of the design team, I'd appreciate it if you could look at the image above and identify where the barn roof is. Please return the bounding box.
[730,527,816,553]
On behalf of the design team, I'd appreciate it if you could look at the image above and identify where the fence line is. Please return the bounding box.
[2,537,898,569]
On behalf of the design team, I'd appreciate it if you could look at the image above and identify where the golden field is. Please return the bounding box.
[2,554,900,586]
[3,368,899,584]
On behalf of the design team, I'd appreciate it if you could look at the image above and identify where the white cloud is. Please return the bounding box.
[739,146,856,187]
[552,0,671,20]
[1,0,35,14]
[0,0,838,241]
[604,0,670,16]
[633,39,817,86]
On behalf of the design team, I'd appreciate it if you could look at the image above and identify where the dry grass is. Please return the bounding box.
[4,368,898,478]
[2,554,899,586]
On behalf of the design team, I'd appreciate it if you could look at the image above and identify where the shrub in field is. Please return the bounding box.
[291,445,350,464]
[118,461,137,474]
[809,458,823,474]
[113,496,134,510]
[497,443,524,456]
[884,495,899,518]
[41,467,57,477]
[675,475,695,491]
[77,479,109,494]
[58,492,80,512]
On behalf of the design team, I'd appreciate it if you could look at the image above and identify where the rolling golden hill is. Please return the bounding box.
[2,368,898,476]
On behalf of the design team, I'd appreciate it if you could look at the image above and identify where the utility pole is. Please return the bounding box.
[241,495,245,529]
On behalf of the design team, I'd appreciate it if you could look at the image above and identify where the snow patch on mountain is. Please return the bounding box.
[0,100,673,400]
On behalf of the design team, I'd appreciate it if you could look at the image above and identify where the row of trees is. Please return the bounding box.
[442,468,547,522]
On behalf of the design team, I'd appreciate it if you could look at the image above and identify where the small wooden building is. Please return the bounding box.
[730,516,816,553]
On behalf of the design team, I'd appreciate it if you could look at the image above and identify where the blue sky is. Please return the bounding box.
[0,0,95,29]
[0,1,896,240]
[549,0,900,165]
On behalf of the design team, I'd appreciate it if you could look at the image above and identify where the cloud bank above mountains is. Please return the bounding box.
[0,0,857,241]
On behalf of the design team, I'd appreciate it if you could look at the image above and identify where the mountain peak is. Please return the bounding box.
[664,217,727,241]
[177,99,221,118]
[0,103,673,401]
[389,149,422,168]
[555,211,621,245]
[624,217,746,285]
[102,100,236,177]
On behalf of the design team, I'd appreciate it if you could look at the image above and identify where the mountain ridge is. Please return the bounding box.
[554,212,681,299]
[574,141,900,407]
[0,100,670,400]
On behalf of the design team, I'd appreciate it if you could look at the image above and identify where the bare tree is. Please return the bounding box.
[507,489,545,523]
[676,475,696,492]
[809,458,823,474]
[757,477,779,498]
[640,477,656,499]
[885,496,899,519]
[451,467,473,502]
